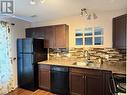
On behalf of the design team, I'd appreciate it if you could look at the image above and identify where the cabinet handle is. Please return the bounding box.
[82,76,85,79]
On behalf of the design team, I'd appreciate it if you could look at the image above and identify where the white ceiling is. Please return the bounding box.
[3,0,127,22]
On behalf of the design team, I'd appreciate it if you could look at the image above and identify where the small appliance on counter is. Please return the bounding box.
[17,38,47,91]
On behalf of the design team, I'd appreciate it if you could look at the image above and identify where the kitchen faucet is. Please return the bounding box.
[84,50,90,59]
[97,57,103,64]
[84,50,90,64]
[83,50,103,65]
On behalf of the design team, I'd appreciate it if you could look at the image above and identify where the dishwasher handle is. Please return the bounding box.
[51,66,69,72]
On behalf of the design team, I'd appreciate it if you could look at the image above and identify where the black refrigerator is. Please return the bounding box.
[17,38,47,91]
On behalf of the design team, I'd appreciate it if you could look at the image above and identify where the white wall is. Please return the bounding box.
[0,18,31,88]
[32,10,127,48]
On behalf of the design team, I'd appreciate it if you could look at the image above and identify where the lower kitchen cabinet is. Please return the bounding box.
[38,64,50,91]
[85,74,103,95]
[69,72,85,95]
[69,68,111,95]
[38,64,113,95]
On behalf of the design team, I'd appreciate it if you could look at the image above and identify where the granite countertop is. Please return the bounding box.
[38,59,126,74]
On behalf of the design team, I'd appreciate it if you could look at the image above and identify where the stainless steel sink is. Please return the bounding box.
[72,61,101,67]
[72,62,89,66]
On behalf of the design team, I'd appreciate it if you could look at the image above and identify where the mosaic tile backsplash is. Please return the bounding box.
[49,48,126,65]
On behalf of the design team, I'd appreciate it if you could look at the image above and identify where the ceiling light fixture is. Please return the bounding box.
[80,8,98,20]
[30,0,36,5]
[30,0,45,5]
[40,0,45,4]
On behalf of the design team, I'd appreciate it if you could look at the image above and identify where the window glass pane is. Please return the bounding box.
[84,27,93,36]
[75,29,83,36]
[75,33,83,36]
[85,37,92,45]
[94,27,103,35]
[76,38,83,45]
[94,37,103,45]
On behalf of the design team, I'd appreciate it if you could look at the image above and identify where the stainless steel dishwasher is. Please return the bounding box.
[51,66,69,95]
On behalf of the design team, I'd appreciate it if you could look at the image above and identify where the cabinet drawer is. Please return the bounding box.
[69,68,103,76]
[38,64,50,70]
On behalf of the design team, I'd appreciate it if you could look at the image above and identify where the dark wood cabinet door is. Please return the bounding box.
[70,72,85,95]
[54,25,66,48]
[44,26,54,48]
[34,27,45,39]
[54,25,69,48]
[26,28,34,38]
[69,68,106,95]
[85,75,103,95]
[39,65,50,90]
[26,27,45,39]
[103,71,113,95]
[113,14,126,49]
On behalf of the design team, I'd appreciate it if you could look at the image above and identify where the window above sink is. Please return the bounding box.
[75,26,104,47]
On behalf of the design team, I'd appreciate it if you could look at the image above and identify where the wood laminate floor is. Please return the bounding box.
[6,88,56,95]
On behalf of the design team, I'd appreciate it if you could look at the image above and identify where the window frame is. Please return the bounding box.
[75,26,104,47]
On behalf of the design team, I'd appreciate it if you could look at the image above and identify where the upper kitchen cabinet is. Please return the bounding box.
[44,26,55,48]
[26,28,33,37]
[54,24,69,48]
[26,24,69,48]
[113,14,127,51]
[26,27,45,39]
[44,24,69,48]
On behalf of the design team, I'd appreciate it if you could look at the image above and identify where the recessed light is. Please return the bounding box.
[40,0,45,4]
[30,0,46,5]
[30,0,36,5]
